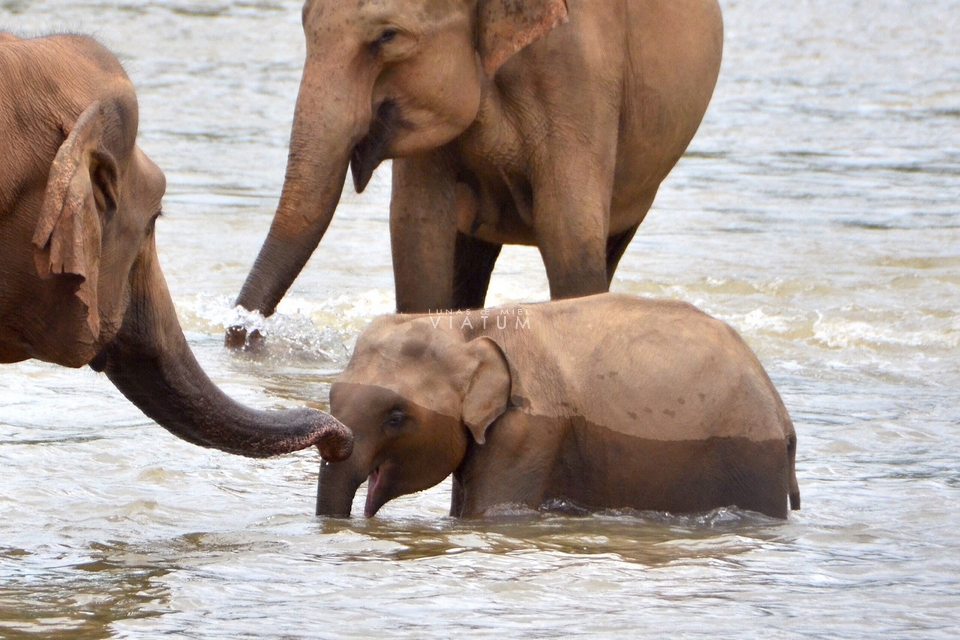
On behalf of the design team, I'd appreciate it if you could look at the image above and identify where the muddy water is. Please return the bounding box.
[1,0,959,637]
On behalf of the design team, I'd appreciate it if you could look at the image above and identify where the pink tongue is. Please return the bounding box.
[364,467,381,516]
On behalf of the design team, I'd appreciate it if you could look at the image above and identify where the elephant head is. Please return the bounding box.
[317,316,510,516]
[229,0,568,340]
[0,35,352,460]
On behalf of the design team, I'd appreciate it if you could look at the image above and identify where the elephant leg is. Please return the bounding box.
[453,412,555,517]
[453,233,502,310]
[391,152,459,313]
[534,202,610,300]
[605,224,639,287]
[530,112,619,300]
[533,177,612,300]
[450,475,466,517]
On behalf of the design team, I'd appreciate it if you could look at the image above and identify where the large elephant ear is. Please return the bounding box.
[32,101,118,339]
[477,0,569,77]
[461,336,511,444]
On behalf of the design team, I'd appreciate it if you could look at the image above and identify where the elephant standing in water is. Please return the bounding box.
[0,34,351,461]
[318,294,800,520]
[228,0,723,346]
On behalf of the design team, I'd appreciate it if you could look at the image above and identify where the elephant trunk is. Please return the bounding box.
[91,238,353,460]
[316,459,366,517]
[231,58,374,333]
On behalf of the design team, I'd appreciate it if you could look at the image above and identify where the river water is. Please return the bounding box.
[1,0,958,638]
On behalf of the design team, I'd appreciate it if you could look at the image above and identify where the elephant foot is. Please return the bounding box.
[224,325,247,349]
[224,326,266,352]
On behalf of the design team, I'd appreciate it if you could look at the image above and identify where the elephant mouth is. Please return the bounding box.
[350,100,402,194]
[363,462,399,518]
[364,464,389,518]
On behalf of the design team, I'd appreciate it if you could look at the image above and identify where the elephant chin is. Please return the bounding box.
[350,100,401,193]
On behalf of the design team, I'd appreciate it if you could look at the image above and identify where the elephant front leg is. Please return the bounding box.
[454,412,559,517]
[390,153,459,313]
[532,148,616,300]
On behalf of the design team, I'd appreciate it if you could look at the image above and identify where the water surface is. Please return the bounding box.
[1,0,959,637]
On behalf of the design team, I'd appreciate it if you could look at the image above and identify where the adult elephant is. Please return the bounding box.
[0,33,351,461]
[229,0,723,345]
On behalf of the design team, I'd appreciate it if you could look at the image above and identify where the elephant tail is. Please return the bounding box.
[788,432,800,510]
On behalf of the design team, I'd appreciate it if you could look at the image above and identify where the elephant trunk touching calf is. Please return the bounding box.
[89,238,351,459]
[0,34,351,461]
[317,294,800,519]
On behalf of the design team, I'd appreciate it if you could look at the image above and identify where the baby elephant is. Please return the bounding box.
[319,293,800,519]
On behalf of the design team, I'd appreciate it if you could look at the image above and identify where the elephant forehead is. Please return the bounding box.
[305,0,453,26]
[354,317,468,374]
[340,317,469,416]
[333,369,462,420]
[357,0,461,20]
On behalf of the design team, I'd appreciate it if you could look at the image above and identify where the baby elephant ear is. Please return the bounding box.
[462,337,511,444]
[477,0,569,77]
[32,101,118,339]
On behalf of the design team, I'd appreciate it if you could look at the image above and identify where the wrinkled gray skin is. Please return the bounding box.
[0,34,352,461]
[228,0,724,347]
[319,293,800,519]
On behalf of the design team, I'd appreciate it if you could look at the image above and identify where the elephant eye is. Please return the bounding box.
[383,409,406,430]
[370,28,398,53]
[147,209,163,233]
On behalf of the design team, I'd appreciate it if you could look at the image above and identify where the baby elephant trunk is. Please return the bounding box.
[316,460,366,517]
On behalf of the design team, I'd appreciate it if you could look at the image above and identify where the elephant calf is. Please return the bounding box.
[0,34,351,461]
[318,293,800,519]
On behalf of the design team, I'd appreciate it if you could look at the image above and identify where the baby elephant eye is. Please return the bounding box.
[377,29,398,46]
[370,28,399,54]
[384,409,406,429]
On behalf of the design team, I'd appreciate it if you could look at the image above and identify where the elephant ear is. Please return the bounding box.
[461,336,511,444]
[32,101,118,339]
[477,0,569,78]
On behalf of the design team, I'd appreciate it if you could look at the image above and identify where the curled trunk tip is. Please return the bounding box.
[313,413,354,461]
